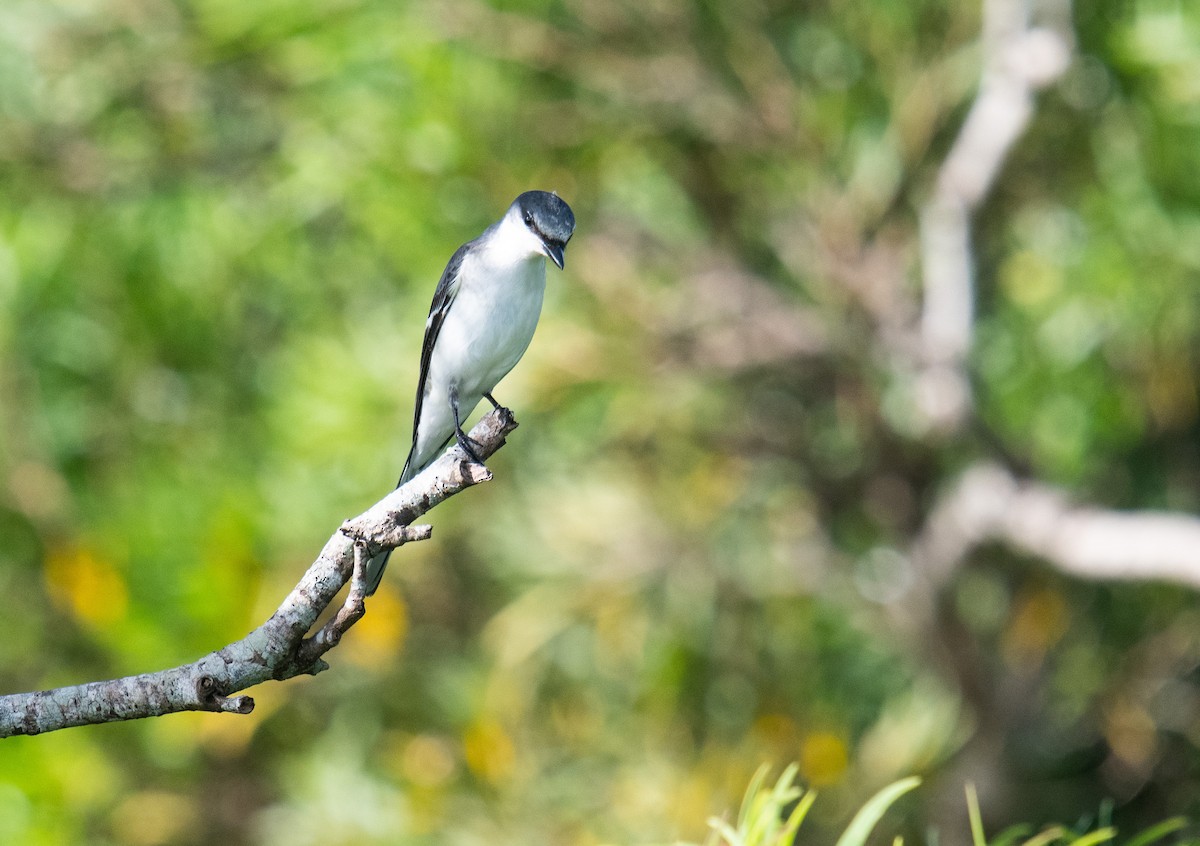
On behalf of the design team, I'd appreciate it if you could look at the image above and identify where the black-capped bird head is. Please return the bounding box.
[513,190,575,269]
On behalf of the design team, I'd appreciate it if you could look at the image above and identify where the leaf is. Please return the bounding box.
[1124,818,1188,846]
[1068,828,1115,846]
[737,764,772,832]
[834,777,922,846]
[992,824,1035,846]
[747,764,804,846]
[778,789,818,845]
[708,816,743,846]
[966,783,986,846]
[1023,826,1069,846]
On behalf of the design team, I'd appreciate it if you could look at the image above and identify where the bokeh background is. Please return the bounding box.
[1,0,1199,843]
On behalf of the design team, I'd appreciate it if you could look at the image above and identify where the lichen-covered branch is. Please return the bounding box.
[0,408,518,738]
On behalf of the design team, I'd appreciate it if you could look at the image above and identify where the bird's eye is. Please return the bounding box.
[523,211,534,226]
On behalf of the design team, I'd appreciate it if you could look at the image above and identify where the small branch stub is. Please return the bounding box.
[197,676,255,715]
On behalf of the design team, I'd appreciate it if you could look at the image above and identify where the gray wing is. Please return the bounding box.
[366,242,472,596]
[398,241,470,484]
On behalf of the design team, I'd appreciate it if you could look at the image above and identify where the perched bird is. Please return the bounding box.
[364,190,576,594]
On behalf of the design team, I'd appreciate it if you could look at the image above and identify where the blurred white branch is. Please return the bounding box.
[906,0,1200,674]
[916,0,1072,431]
[916,462,1200,590]
[0,409,517,738]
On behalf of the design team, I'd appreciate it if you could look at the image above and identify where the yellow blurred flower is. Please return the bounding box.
[1002,587,1069,667]
[463,719,516,785]
[43,543,128,627]
[110,791,198,846]
[799,730,849,787]
[342,585,409,667]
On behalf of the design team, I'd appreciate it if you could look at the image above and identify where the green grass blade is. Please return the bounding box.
[743,794,773,846]
[778,789,818,844]
[708,816,743,846]
[738,765,772,832]
[744,764,805,846]
[1023,826,1069,846]
[1125,817,1188,846]
[1067,827,1115,846]
[991,824,1034,846]
[834,777,922,846]
[966,783,986,846]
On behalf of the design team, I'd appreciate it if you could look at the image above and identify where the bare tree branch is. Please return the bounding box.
[915,0,1072,431]
[902,0,1200,592]
[915,462,1200,590]
[0,408,518,738]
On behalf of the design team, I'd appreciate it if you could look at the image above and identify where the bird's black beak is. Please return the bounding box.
[543,241,565,270]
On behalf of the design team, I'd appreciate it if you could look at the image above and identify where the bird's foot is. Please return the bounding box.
[483,392,505,411]
[455,426,485,466]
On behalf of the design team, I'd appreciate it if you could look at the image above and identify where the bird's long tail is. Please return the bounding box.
[362,447,421,595]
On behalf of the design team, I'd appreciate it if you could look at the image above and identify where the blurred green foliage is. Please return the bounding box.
[1,0,1199,844]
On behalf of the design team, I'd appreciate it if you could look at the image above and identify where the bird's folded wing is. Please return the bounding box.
[400,241,470,484]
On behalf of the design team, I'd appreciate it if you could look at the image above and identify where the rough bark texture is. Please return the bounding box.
[0,408,518,738]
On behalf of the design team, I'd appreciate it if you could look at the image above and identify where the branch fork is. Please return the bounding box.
[0,408,519,737]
